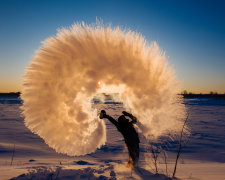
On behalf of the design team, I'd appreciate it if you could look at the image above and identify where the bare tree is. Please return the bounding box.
[150,144,161,174]
[162,150,168,176]
[172,114,189,178]
[10,144,15,166]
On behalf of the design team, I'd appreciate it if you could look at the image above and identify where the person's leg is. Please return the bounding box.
[126,144,134,169]
[133,143,139,167]
[128,144,138,167]
[128,143,140,166]
[127,143,140,168]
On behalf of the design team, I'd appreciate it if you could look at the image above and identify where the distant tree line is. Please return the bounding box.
[181,90,225,98]
[0,92,21,96]
[1,91,225,99]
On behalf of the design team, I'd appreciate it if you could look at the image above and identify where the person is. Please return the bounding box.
[100,110,140,168]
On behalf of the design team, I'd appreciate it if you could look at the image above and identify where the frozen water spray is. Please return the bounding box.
[21,22,186,156]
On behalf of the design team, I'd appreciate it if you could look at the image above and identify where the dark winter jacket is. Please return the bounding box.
[105,115,140,146]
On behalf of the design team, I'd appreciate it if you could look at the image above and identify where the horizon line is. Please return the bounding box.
[0,92,225,95]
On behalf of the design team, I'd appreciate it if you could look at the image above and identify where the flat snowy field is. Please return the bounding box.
[0,96,225,180]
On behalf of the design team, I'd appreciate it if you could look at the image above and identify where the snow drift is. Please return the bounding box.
[21,22,186,156]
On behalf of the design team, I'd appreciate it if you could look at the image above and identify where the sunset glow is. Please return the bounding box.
[0,1,225,93]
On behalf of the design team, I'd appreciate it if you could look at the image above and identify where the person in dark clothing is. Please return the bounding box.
[100,110,140,168]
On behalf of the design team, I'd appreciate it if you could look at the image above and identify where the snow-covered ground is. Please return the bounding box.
[0,95,225,180]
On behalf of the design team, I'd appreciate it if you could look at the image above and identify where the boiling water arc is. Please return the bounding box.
[21,23,186,156]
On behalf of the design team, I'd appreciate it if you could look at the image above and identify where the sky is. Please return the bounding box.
[0,0,225,93]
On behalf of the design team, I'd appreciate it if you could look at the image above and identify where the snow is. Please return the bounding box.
[0,96,225,179]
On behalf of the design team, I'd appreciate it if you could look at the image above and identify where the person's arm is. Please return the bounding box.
[122,111,137,124]
[100,110,118,127]
[105,115,118,127]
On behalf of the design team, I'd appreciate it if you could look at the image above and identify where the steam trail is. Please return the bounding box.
[21,22,186,156]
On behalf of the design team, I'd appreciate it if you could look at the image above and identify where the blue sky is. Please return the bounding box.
[0,0,225,93]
